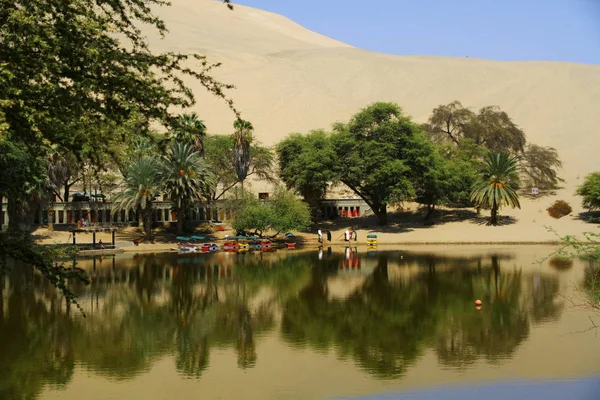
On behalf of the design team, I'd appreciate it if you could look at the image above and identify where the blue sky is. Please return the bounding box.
[232,0,600,65]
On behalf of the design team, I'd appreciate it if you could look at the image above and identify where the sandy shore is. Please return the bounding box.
[31,197,600,254]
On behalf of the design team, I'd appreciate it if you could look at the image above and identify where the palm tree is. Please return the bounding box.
[112,157,162,241]
[161,143,214,235]
[232,119,254,189]
[470,152,520,226]
[170,113,207,154]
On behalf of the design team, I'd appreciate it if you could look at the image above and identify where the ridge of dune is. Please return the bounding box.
[141,1,600,241]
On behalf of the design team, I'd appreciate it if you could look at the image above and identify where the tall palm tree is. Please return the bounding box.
[161,143,214,235]
[112,157,162,241]
[170,113,207,154]
[232,119,254,189]
[470,152,521,225]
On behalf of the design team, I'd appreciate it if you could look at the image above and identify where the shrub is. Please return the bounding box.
[547,200,572,219]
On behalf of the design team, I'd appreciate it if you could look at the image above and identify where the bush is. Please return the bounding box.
[547,200,572,219]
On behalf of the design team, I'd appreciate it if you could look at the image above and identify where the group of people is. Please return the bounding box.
[344,228,357,242]
[317,227,357,243]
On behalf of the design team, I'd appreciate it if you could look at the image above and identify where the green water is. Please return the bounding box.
[1,246,598,399]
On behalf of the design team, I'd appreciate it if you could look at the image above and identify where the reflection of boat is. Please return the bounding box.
[178,243,219,254]
[178,245,199,253]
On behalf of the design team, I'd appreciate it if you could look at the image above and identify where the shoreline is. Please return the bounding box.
[76,239,573,257]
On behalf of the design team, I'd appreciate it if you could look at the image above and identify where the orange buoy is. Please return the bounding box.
[475,299,483,306]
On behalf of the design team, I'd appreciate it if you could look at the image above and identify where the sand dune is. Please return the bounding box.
[139,0,600,241]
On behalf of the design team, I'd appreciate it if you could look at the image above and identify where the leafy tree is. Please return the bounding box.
[470,152,521,225]
[276,130,339,219]
[0,0,237,303]
[521,144,563,189]
[416,140,487,217]
[0,137,47,232]
[426,101,526,154]
[576,172,600,211]
[424,100,475,145]
[331,102,436,225]
[161,143,214,235]
[204,135,275,201]
[231,187,310,237]
[232,119,254,188]
[269,186,312,234]
[112,157,162,241]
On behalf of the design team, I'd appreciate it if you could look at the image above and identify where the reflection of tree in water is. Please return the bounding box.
[0,252,310,398]
[281,253,563,378]
[0,267,74,399]
[282,254,436,379]
[1,250,566,397]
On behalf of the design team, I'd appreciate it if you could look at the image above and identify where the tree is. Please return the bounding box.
[576,172,600,211]
[230,187,311,237]
[276,130,339,219]
[232,119,254,188]
[204,135,275,201]
[426,101,526,154]
[0,0,237,305]
[470,152,521,226]
[424,100,475,146]
[331,102,436,225]
[0,0,238,229]
[169,113,207,154]
[47,150,82,202]
[520,144,563,190]
[112,157,162,241]
[0,137,47,232]
[161,143,214,235]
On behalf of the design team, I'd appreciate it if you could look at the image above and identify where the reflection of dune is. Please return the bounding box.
[326,275,366,300]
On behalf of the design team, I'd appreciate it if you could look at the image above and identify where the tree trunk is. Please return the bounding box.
[424,204,435,220]
[143,208,153,242]
[375,205,388,225]
[490,202,498,226]
[7,197,32,233]
[0,194,4,231]
[63,182,71,203]
[176,206,185,235]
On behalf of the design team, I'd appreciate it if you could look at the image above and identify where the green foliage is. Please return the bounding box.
[160,143,214,234]
[576,172,600,211]
[470,152,521,225]
[0,232,87,310]
[332,102,436,225]
[546,200,572,219]
[548,228,600,313]
[276,130,339,212]
[230,187,311,236]
[168,113,207,153]
[0,137,47,202]
[112,156,162,240]
[0,0,238,159]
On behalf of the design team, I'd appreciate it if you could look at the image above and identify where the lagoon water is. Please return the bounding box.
[1,245,599,399]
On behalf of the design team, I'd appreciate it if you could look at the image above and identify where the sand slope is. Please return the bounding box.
[139,0,600,241]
